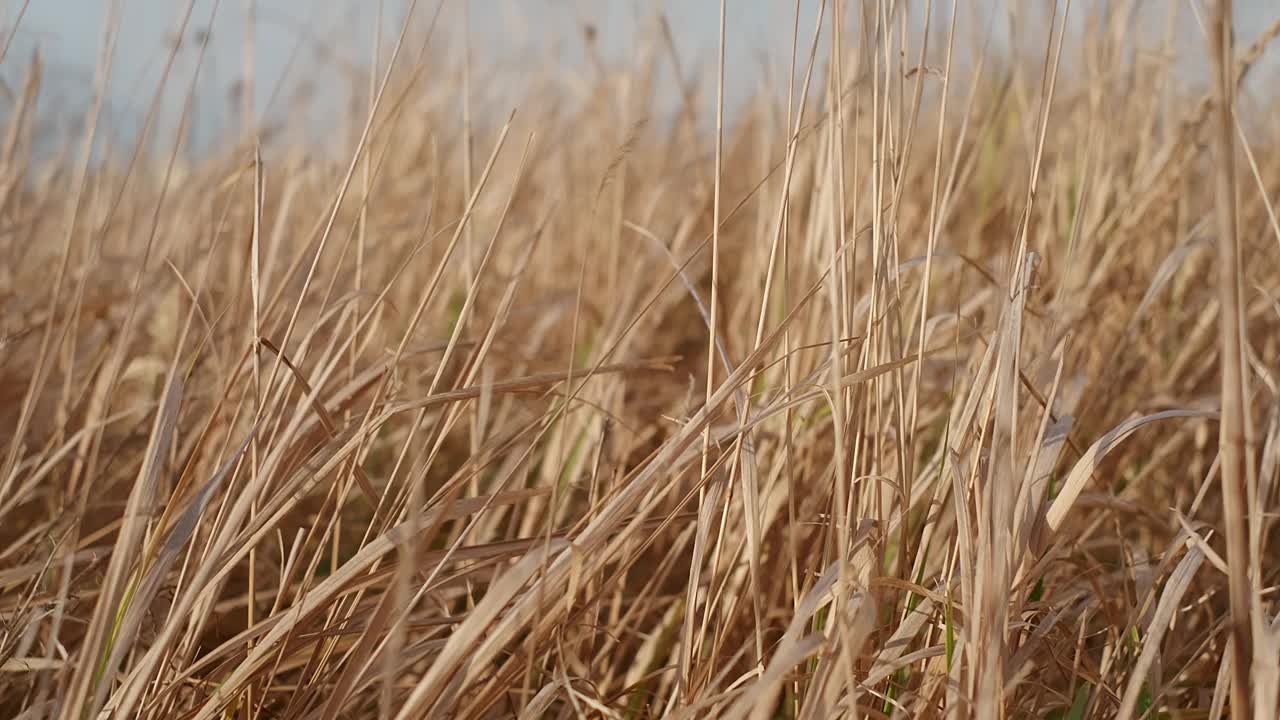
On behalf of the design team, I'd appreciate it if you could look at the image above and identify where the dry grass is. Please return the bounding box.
[3,2,1280,718]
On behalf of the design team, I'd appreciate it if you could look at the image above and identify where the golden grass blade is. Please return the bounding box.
[392,539,568,718]
[98,425,257,718]
[1042,410,1214,540]
[724,562,839,720]
[65,372,183,718]
[1116,545,1204,719]
[1207,2,1257,715]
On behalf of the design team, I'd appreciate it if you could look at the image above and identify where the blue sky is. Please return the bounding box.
[5,1,1278,151]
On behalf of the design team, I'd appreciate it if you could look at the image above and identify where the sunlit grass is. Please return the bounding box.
[1,2,1280,718]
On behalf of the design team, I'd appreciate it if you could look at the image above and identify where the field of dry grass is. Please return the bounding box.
[3,2,1280,718]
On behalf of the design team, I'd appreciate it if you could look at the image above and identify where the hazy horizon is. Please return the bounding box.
[6,0,1278,154]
